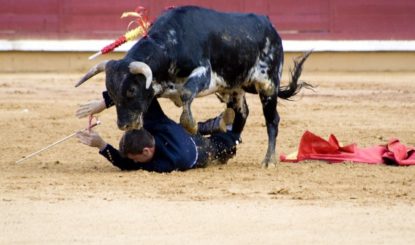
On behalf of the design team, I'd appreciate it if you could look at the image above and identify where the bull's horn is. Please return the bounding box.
[75,60,108,87]
[129,61,153,89]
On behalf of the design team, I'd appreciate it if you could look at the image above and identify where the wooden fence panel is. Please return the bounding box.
[0,0,414,40]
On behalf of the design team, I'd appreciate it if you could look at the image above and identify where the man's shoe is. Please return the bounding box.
[197,108,235,135]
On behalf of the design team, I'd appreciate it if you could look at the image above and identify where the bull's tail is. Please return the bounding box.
[278,51,313,100]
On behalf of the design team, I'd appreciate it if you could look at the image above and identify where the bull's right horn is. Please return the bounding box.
[75,60,108,87]
[129,61,153,90]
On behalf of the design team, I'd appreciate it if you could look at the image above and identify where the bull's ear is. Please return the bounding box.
[75,60,109,87]
[129,61,153,90]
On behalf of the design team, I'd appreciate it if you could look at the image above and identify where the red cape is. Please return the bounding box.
[280,131,415,166]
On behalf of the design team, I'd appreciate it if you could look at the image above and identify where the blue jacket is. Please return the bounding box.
[99,93,197,172]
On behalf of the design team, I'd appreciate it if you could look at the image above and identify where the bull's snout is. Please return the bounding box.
[117,114,143,131]
[117,121,143,131]
[118,123,133,131]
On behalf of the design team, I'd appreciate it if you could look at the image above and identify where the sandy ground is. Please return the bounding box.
[1,71,415,244]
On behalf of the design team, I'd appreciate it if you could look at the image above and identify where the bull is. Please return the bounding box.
[76,6,312,167]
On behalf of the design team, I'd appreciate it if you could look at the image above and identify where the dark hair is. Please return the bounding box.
[119,129,155,156]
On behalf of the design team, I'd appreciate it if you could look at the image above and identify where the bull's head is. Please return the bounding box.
[76,59,154,130]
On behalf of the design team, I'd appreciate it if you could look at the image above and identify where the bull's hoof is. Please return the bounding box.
[180,112,197,135]
[261,156,277,168]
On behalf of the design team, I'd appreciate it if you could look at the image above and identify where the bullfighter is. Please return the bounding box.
[76,91,242,172]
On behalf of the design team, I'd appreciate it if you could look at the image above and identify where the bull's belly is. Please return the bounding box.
[196,71,229,97]
[159,71,274,108]
[160,70,248,107]
[159,52,278,107]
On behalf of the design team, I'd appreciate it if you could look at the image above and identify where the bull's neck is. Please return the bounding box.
[126,37,169,80]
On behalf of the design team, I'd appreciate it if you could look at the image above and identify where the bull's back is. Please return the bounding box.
[149,6,281,83]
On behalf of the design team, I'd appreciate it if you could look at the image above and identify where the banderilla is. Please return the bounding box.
[15,120,101,164]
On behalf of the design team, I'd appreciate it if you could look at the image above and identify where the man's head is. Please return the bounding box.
[119,129,155,163]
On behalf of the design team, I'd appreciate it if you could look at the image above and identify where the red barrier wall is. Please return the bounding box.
[1,0,414,40]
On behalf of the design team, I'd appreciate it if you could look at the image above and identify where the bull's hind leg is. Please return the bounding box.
[259,91,279,167]
[180,62,212,134]
[254,63,281,167]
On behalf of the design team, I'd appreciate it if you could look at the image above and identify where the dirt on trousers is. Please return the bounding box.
[0,71,414,244]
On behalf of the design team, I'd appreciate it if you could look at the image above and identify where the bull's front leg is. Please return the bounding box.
[180,63,212,134]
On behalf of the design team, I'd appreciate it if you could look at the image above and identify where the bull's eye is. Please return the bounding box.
[126,87,136,98]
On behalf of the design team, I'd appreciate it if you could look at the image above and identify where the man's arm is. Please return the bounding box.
[99,144,143,171]
[102,91,115,108]
[76,130,142,171]
[76,91,114,118]
[143,98,170,123]
[76,92,168,123]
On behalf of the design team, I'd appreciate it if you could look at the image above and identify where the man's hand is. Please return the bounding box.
[76,129,107,151]
[76,99,106,118]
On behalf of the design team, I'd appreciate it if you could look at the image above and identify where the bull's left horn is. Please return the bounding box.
[129,61,153,89]
[75,60,108,87]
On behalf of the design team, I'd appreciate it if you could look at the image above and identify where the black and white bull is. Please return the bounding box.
[76,6,311,167]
